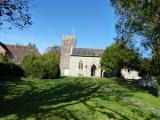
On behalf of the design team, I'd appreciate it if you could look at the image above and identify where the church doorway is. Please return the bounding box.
[91,65,97,76]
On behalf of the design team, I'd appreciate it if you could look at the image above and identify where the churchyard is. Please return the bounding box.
[0,77,160,120]
[1,0,160,119]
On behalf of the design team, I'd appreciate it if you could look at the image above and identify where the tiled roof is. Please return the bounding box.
[0,42,40,64]
[7,44,40,55]
[71,48,104,57]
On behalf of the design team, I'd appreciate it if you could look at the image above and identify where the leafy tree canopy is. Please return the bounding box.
[137,58,152,77]
[110,0,160,83]
[21,53,60,79]
[0,53,12,63]
[45,46,61,63]
[101,42,139,76]
[0,0,32,29]
[111,0,160,49]
[28,42,38,50]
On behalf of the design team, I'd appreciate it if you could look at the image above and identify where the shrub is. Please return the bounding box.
[40,53,60,79]
[0,54,12,63]
[0,54,25,77]
[0,63,25,77]
[21,54,39,76]
[21,53,60,79]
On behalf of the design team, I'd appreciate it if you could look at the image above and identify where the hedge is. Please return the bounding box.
[21,53,60,79]
[0,63,25,77]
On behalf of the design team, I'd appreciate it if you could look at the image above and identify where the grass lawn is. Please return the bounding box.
[0,77,160,120]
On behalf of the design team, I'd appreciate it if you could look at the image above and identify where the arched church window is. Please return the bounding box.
[79,60,83,70]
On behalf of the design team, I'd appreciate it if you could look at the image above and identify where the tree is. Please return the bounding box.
[0,53,12,63]
[0,54,24,78]
[101,42,139,77]
[21,53,60,79]
[111,0,160,49]
[0,0,32,29]
[110,0,160,65]
[137,58,152,78]
[110,0,160,95]
[45,45,61,63]
[28,42,38,50]
[21,54,37,76]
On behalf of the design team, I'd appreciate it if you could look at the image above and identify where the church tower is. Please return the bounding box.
[60,35,76,76]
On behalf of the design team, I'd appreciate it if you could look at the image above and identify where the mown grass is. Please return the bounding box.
[98,78,160,110]
[0,77,160,120]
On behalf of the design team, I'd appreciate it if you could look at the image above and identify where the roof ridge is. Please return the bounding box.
[73,47,104,50]
[6,44,30,48]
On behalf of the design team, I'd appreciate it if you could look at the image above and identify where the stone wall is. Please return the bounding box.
[69,56,102,77]
[69,56,140,79]
[121,69,141,80]
[60,35,76,75]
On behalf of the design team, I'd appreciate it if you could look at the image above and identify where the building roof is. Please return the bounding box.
[6,45,40,57]
[71,48,104,57]
[0,42,40,64]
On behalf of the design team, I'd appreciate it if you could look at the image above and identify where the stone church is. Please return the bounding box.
[60,35,140,79]
[60,35,103,77]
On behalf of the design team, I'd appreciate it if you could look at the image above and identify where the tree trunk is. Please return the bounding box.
[152,39,160,83]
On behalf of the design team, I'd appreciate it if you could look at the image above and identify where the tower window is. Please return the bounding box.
[79,60,83,70]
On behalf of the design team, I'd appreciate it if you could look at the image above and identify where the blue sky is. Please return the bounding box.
[0,0,116,53]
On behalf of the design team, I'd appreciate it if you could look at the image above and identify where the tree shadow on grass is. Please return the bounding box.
[116,79,159,97]
[0,77,22,83]
[106,78,150,96]
[0,78,159,120]
[0,79,100,120]
[0,77,22,101]
[82,90,159,120]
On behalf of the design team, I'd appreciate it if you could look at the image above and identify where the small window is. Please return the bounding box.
[79,60,83,70]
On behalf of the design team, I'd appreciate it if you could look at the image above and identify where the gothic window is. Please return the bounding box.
[79,60,83,70]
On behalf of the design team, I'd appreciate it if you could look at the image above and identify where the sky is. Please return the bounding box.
[0,0,117,53]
